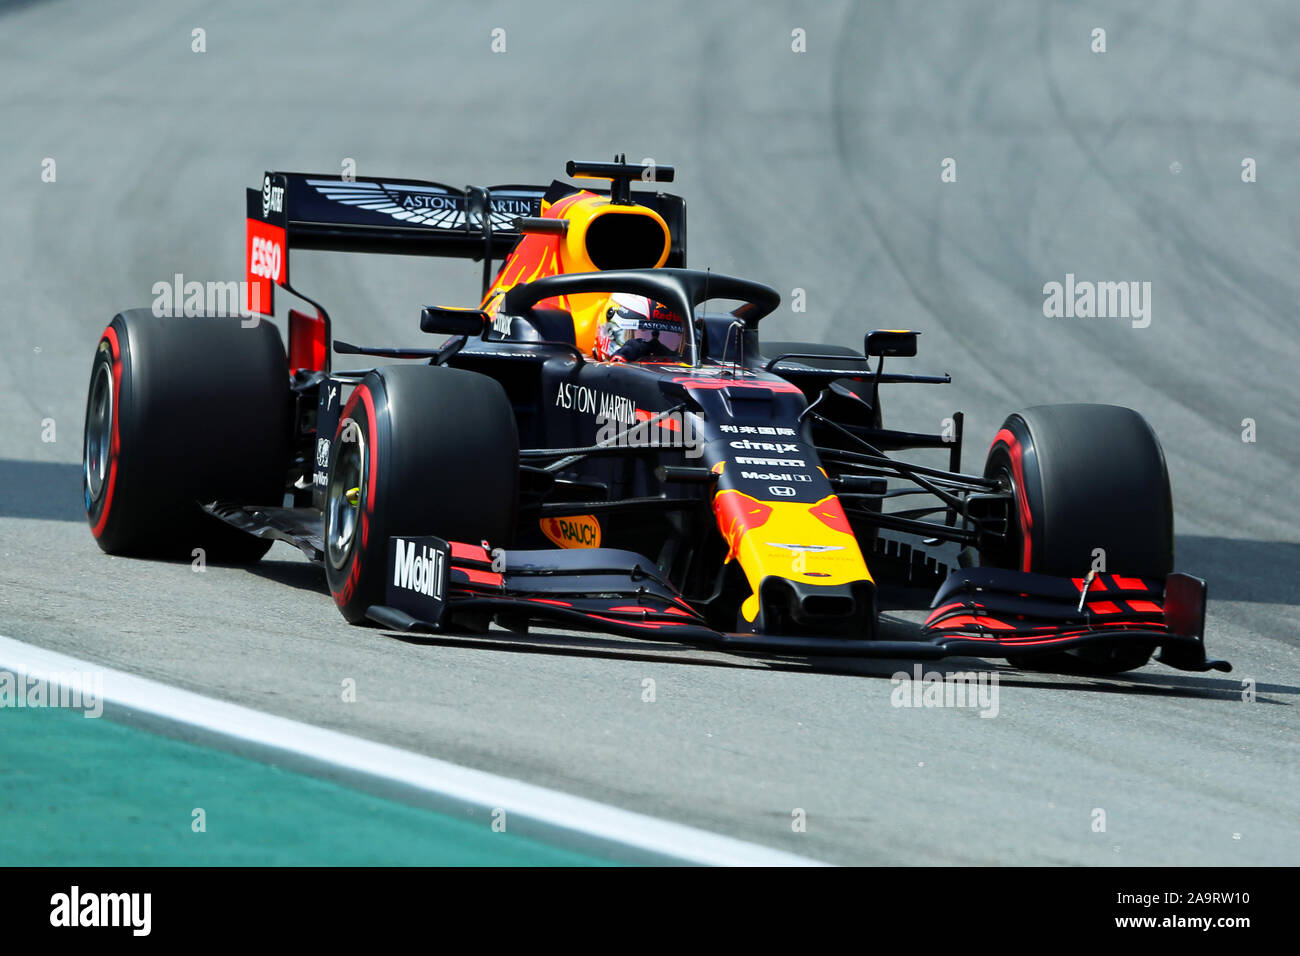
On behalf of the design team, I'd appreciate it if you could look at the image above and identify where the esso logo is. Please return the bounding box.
[249,236,282,281]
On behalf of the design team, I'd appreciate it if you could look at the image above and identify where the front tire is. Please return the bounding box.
[324,364,519,623]
[981,404,1174,674]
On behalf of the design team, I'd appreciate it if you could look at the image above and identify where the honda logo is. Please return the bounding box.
[769,485,796,497]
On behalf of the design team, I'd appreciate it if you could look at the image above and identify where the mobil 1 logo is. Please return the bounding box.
[386,536,450,626]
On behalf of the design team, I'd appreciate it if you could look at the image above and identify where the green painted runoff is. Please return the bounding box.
[0,704,616,866]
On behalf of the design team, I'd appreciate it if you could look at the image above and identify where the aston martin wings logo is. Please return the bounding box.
[307,179,539,230]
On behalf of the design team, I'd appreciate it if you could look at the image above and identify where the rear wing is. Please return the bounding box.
[244,170,686,317]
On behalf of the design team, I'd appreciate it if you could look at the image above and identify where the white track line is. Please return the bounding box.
[0,634,822,866]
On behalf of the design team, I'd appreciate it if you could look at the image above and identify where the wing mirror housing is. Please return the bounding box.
[864,329,919,357]
[421,306,489,336]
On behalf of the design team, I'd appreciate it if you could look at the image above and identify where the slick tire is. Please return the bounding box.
[981,404,1174,674]
[83,310,290,562]
[323,364,519,624]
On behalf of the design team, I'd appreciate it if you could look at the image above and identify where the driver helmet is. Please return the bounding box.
[594,293,686,363]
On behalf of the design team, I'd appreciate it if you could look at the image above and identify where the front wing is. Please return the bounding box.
[369,537,1230,673]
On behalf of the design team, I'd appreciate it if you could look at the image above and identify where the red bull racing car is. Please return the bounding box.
[82,157,1229,675]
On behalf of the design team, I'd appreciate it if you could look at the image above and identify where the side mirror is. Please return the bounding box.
[864,329,919,357]
[421,306,489,336]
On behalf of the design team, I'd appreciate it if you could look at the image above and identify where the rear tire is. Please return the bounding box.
[981,404,1173,674]
[324,364,519,624]
[83,310,290,562]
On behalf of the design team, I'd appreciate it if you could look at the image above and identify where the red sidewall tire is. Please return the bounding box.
[981,404,1174,674]
[324,365,519,624]
[83,311,290,561]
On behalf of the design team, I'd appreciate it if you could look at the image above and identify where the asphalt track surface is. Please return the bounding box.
[2,0,1297,865]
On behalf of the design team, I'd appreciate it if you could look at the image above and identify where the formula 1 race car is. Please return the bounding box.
[82,156,1229,675]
